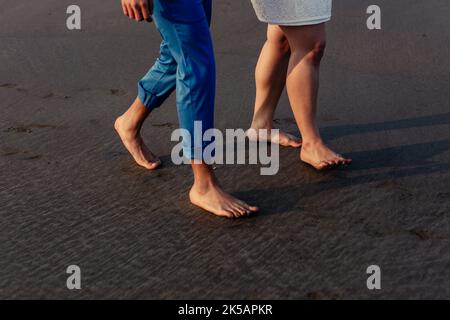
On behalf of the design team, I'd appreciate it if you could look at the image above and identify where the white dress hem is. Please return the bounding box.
[261,15,331,26]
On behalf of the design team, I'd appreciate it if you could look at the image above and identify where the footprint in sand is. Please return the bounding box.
[1,148,21,156]
[4,126,33,133]
[437,192,450,199]
[20,155,43,161]
[41,93,71,99]
[110,89,127,97]
[41,93,55,99]
[29,123,61,129]
[408,229,432,241]
[1,149,42,160]
[3,124,62,134]
[0,83,18,89]
[152,122,177,129]
[1,84,70,99]
[307,291,340,300]
[366,227,438,241]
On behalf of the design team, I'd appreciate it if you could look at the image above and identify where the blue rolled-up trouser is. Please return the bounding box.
[138,0,214,161]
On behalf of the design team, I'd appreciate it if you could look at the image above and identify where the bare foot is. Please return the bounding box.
[246,127,302,148]
[189,182,259,218]
[300,140,352,170]
[114,116,161,170]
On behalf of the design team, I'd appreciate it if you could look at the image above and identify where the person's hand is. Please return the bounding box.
[121,0,153,22]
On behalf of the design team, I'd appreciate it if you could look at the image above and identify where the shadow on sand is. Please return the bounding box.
[239,112,450,216]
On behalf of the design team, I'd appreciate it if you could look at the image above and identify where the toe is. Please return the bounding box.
[239,201,259,213]
[289,140,302,148]
[232,204,247,217]
[144,161,160,170]
[318,160,333,170]
[287,134,302,148]
[224,204,241,218]
[218,209,234,219]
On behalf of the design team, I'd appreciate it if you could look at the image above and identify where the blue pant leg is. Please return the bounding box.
[138,40,177,110]
[202,0,213,25]
[152,0,215,160]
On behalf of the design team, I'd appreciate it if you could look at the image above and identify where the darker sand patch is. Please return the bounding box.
[2,152,20,156]
[3,124,62,134]
[319,115,341,122]
[110,89,127,97]
[306,291,340,300]
[408,229,432,241]
[152,122,177,129]
[20,155,43,161]
[0,83,17,89]
[273,118,297,126]
[41,93,55,99]
[437,192,450,199]
[29,123,60,129]
[4,126,33,133]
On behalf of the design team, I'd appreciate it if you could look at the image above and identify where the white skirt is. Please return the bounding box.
[250,0,332,26]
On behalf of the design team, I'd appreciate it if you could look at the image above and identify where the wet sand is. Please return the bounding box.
[1,0,450,299]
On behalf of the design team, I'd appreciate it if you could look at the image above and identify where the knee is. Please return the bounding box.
[304,40,327,65]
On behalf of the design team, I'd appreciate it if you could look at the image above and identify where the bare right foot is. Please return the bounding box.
[114,116,161,170]
[300,140,352,171]
[189,182,259,219]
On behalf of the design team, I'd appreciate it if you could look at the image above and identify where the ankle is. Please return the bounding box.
[116,115,140,134]
[250,115,274,130]
[302,137,324,149]
[192,178,217,194]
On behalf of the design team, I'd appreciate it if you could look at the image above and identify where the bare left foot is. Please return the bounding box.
[246,127,302,148]
[300,140,352,170]
[114,116,161,170]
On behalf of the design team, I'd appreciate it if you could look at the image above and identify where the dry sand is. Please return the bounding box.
[0,0,450,299]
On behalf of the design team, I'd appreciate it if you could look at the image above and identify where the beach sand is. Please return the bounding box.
[0,0,450,299]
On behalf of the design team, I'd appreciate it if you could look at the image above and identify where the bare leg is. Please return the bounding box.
[248,25,302,148]
[280,24,351,170]
[189,163,259,218]
[114,97,161,170]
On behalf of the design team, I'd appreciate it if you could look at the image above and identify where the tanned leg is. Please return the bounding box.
[248,25,302,148]
[280,24,351,170]
[115,97,161,170]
